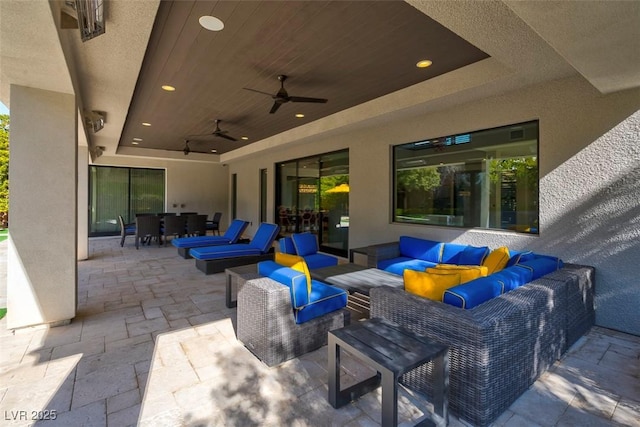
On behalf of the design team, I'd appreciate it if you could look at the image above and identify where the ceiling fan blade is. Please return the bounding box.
[269,101,282,114]
[243,87,274,97]
[289,96,328,103]
[216,133,237,141]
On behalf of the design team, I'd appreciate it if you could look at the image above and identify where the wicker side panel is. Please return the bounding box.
[544,264,596,348]
[237,277,348,367]
[371,283,565,427]
[366,242,400,268]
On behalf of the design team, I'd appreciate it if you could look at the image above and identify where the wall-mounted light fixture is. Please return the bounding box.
[85,110,106,133]
[61,0,106,42]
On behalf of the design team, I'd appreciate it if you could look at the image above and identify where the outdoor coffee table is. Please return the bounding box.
[310,264,403,317]
[328,317,449,427]
[224,264,262,308]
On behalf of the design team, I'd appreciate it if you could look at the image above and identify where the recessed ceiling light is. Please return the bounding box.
[133,137,142,141]
[161,85,176,92]
[132,141,139,145]
[142,122,151,126]
[416,59,433,68]
[199,16,224,32]
[295,113,305,118]
[211,149,217,153]
[241,136,249,140]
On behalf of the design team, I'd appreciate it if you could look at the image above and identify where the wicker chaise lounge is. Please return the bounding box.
[190,222,280,275]
[370,263,595,427]
[171,219,249,258]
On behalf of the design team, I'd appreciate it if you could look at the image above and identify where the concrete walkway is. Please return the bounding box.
[0,237,638,426]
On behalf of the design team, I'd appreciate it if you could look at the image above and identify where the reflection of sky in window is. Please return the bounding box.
[0,102,8,115]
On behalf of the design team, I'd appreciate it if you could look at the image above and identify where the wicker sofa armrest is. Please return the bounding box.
[365,241,401,268]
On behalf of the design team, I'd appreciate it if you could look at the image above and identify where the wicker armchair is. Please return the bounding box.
[370,263,595,427]
[237,277,350,366]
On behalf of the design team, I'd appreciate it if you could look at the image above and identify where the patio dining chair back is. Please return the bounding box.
[118,215,136,247]
[135,215,161,249]
[186,214,208,237]
[162,215,186,243]
[207,212,222,235]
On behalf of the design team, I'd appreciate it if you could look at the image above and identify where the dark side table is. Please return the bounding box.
[328,317,449,426]
[224,264,262,308]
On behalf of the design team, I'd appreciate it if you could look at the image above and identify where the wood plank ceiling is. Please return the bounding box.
[120,1,489,155]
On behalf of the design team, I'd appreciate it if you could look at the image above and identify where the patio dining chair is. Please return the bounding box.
[118,215,136,247]
[135,215,161,249]
[162,214,186,243]
[206,212,222,235]
[186,214,208,237]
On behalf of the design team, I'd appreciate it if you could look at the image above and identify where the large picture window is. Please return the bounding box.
[393,120,539,234]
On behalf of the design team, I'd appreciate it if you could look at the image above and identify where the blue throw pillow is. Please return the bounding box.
[457,245,490,265]
[399,236,442,263]
[506,250,534,267]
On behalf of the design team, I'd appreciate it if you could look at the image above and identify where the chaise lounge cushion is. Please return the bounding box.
[257,261,347,324]
[190,222,279,261]
[172,219,249,248]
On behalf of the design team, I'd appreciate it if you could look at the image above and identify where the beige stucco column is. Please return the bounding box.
[77,145,89,260]
[7,85,77,329]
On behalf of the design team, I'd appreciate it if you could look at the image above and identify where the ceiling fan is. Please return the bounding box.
[243,75,328,114]
[189,119,237,141]
[183,140,190,155]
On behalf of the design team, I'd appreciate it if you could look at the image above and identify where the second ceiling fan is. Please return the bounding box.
[244,75,328,114]
[190,119,237,141]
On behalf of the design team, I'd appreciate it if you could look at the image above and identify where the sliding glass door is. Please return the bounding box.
[275,150,349,256]
[89,166,165,236]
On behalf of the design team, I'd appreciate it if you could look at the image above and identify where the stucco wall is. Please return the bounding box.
[94,156,230,228]
[229,75,640,335]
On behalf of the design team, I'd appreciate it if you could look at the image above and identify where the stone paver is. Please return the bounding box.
[0,237,638,427]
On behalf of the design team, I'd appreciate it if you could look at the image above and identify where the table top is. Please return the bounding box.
[225,263,259,276]
[311,264,403,295]
[330,318,448,374]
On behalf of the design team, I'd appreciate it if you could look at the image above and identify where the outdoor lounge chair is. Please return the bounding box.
[190,222,280,275]
[279,233,339,269]
[171,219,249,259]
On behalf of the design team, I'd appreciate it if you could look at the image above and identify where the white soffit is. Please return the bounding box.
[506,0,640,94]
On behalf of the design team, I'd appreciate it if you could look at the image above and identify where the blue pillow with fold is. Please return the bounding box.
[458,245,490,265]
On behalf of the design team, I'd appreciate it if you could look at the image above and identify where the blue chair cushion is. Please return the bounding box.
[398,236,443,263]
[279,236,297,254]
[440,243,468,264]
[250,223,280,253]
[258,261,309,308]
[171,236,232,248]
[190,245,261,260]
[304,253,339,269]
[443,276,505,309]
[222,219,249,243]
[291,233,319,257]
[457,245,490,265]
[378,257,438,276]
[294,281,347,324]
[490,265,533,292]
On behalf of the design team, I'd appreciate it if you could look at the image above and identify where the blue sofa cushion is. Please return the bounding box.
[294,282,347,324]
[458,245,490,265]
[291,232,319,257]
[399,236,443,263]
[172,235,232,248]
[250,223,281,253]
[443,276,505,309]
[490,265,533,292]
[190,245,261,260]
[379,257,438,276]
[279,236,297,254]
[517,256,563,280]
[506,250,534,267]
[440,243,468,264]
[304,253,339,269]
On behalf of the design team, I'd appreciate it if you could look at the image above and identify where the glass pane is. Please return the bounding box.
[89,166,128,234]
[298,157,319,232]
[319,151,349,252]
[277,161,297,234]
[393,121,538,233]
[260,169,267,223]
[130,168,165,217]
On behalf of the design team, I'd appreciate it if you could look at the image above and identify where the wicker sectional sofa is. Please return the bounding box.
[370,263,595,426]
